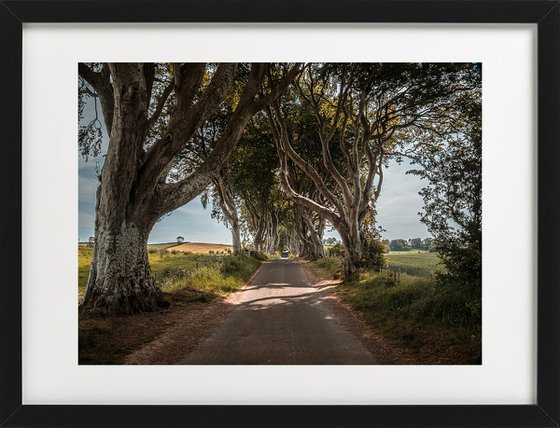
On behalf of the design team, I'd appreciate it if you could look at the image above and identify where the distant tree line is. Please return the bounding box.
[325,237,436,253]
[384,237,434,252]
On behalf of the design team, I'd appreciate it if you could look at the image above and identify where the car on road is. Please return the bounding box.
[281,250,289,259]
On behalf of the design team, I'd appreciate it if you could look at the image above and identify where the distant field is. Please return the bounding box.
[170,242,232,254]
[386,251,443,277]
[148,242,180,250]
[309,250,442,281]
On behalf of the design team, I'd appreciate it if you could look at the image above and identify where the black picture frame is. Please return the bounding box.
[1,1,558,427]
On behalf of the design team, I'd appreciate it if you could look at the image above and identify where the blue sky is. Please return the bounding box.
[79,99,430,244]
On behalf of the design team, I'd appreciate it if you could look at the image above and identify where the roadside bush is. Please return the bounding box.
[423,279,481,333]
[220,254,257,277]
[327,243,345,258]
[313,256,344,279]
[360,235,386,272]
[155,254,262,295]
[250,250,268,261]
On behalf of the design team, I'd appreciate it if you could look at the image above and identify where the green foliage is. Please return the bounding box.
[408,238,423,250]
[312,257,345,279]
[220,254,261,278]
[323,237,339,246]
[249,250,269,261]
[359,233,386,271]
[78,76,104,163]
[326,243,345,258]
[389,239,410,252]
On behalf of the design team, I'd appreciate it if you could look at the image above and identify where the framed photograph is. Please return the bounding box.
[2,0,559,427]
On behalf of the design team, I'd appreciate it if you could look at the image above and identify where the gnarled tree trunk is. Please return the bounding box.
[293,207,325,260]
[81,64,167,315]
[339,222,362,278]
[83,218,165,315]
[214,174,242,255]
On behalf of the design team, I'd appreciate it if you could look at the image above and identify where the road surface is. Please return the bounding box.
[183,260,376,364]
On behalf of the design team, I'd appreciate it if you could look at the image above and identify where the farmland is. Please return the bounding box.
[147,242,180,251]
[169,242,233,254]
[386,250,443,277]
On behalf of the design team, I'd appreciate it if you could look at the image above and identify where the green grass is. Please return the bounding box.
[311,256,345,279]
[78,246,261,299]
[309,252,481,364]
[78,246,93,292]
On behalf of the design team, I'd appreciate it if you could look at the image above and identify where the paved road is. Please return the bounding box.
[183,260,375,364]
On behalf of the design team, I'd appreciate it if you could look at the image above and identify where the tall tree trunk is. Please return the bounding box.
[230,219,242,255]
[339,224,362,278]
[82,218,166,315]
[80,64,167,315]
[215,176,242,255]
[302,215,325,260]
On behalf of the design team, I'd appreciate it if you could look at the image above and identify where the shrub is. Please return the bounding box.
[360,235,386,272]
[250,250,268,261]
[155,254,262,295]
[327,243,345,258]
[220,254,261,279]
[313,256,344,279]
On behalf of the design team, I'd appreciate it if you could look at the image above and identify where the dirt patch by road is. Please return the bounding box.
[79,290,238,365]
[123,291,244,364]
